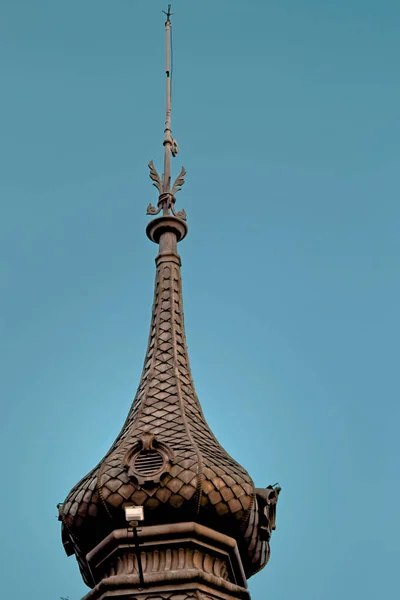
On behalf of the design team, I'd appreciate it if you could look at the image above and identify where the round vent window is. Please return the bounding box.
[133,450,164,477]
[124,434,175,485]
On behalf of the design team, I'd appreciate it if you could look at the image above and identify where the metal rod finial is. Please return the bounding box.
[147,3,187,227]
[162,4,173,23]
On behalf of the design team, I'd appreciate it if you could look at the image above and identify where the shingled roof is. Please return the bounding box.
[59,8,280,599]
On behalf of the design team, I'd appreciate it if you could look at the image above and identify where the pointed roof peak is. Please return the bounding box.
[59,8,280,595]
[162,3,173,23]
[146,5,187,237]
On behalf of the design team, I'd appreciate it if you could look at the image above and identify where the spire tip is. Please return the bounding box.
[147,3,186,227]
[162,4,173,23]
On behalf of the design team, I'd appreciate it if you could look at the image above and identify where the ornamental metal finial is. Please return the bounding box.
[146,5,187,222]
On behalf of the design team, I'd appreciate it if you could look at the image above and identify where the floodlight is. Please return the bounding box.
[124,505,144,523]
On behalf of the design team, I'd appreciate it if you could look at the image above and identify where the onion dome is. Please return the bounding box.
[59,7,280,594]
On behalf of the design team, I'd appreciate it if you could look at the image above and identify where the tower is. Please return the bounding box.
[58,8,280,600]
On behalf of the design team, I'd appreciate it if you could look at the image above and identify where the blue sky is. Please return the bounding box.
[1,1,399,599]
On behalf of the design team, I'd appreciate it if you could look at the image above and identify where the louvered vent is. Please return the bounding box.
[133,451,164,477]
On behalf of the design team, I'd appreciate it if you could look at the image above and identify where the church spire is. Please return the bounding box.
[58,8,280,600]
[147,4,187,224]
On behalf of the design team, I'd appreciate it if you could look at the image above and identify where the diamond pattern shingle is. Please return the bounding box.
[61,243,272,586]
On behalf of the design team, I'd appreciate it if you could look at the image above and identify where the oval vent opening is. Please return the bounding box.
[133,450,164,477]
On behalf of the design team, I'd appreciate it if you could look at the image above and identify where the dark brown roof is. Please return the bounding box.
[59,214,279,588]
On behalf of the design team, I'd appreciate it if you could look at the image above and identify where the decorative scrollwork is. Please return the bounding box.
[148,160,162,193]
[171,166,186,196]
[146,203,162,216]
[171,207,187,221]
[147,161,187,221]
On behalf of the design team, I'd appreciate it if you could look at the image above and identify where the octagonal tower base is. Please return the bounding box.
[82,522,250,600]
